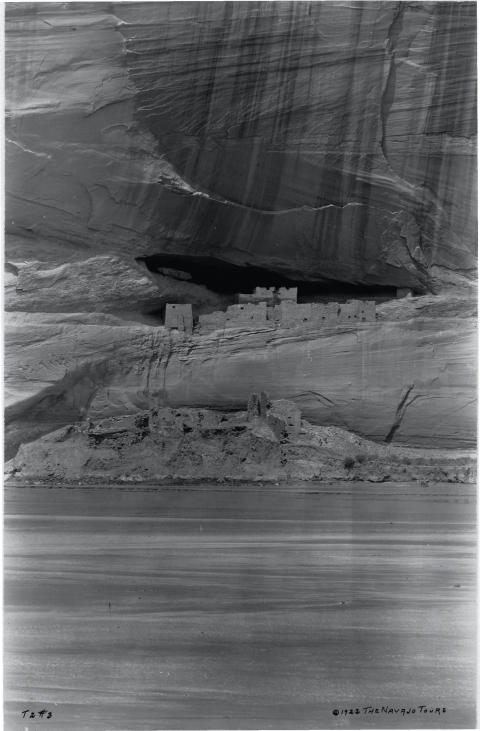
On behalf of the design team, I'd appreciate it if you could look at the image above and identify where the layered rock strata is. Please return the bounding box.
[5,296,476,463]
[5,256,232,320]
[5,2,477,291]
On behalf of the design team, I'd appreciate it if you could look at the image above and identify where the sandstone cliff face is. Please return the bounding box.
[5,2,477,290]
[4,2,477,463]
[5,309,476,460]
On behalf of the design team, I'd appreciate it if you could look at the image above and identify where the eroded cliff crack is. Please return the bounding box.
[380,2,436,165]
[385,384,423,444]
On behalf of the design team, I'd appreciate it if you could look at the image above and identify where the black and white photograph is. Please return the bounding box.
[4,1,477,729]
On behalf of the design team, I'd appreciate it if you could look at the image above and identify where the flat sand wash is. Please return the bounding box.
[4,482,476,730]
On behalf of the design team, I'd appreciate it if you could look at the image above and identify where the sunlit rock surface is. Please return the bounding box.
[5,1,477,289]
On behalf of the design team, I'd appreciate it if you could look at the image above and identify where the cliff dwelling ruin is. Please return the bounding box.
[3,3,477,726]
[164,286,378,334]
[137,254,416,329]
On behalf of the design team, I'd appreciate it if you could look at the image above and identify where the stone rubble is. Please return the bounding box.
[5,397,476,485]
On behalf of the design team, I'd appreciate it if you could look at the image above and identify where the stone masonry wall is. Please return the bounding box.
[238,287,276,305]
[164,303,193,334]
[338,300,376,322]
[266,305,282,323]
[278,287,297,302]
[196,309,227,333]
[194,299,376,334]
[247,391,302,440]
[198,302,268,333]
[280,299,376,328]
[226,302,267,327]
[279,302,312,328]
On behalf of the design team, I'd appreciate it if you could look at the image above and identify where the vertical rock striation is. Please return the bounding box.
[5,1,476,289]
[4,3,477,460]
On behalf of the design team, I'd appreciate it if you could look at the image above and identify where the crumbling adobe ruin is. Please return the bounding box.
[247,391,302,440]
[163,287,377,336]
[9,391,474,485]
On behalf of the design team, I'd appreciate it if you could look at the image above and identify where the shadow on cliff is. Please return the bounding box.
[137,254,398,301]
[5,361,110,461]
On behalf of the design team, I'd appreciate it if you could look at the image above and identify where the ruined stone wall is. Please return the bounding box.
[267,400,302,439]
[226,303,267,327]
[267,305,282,324]
[279,302,313,328]
[358,301,376,321]
[151,406,231,432]
[247,391,302,440]
[311,302,341,324]
[196,298,376,334]
[198,302,269,333]
[338,300,376,323]
[277,287,297,302]
[314,300,376,325]
[164,303,193,334]
[238,287,275,305]
[280,299,376,328]
[197,310,227,333]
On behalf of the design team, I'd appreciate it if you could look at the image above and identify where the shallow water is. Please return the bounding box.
[4,482,476,730]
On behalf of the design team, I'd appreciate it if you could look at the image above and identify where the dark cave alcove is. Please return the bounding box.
[137,255,398,304]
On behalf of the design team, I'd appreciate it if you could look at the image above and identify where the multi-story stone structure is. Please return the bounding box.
[164,289,376,335]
